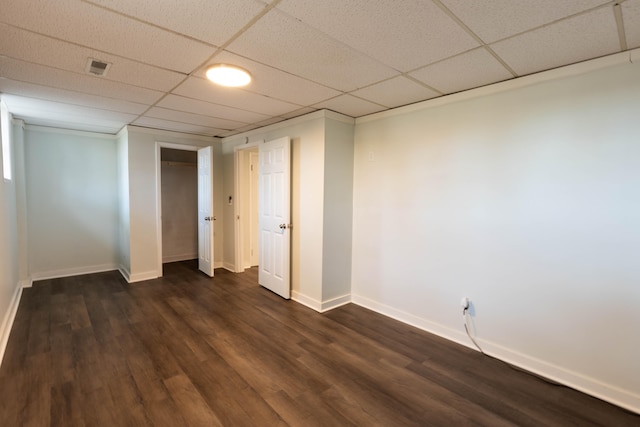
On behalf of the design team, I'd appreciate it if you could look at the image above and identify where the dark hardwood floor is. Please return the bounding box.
[0,261,637,426]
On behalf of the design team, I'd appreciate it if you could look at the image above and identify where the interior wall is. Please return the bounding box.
[116,128,130,277]
[0,112,21,363]
[322,118,354,302]
[160,148,197,263]
[351,61,640,411]
[24,126,119,278]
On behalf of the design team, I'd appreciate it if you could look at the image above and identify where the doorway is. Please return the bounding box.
[159,148,198,265]
[235,146,259,271]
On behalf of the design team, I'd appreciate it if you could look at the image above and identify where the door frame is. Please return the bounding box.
[233,141,262,273]
[155,141,201,277]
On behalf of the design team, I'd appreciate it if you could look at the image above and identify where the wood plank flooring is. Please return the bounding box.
[1,260,637,426]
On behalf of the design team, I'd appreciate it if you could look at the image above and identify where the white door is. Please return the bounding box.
[259,137,291,298]
[249,151,259,267]
[198,146,215,277]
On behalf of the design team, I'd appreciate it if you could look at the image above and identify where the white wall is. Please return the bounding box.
[116,128,130,277]
[0,113,22,364]
[322,118,354,303]
[124,126,221,281]
[24,126,119,278]
[352,60,640,411]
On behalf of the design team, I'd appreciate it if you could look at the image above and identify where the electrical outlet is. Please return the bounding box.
[460,297,470,310]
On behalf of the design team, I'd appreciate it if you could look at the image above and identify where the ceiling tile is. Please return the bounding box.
[0,79,149,115]
[227,8,398,91]
[409,48,513,94]
[157,95,271,124]
[351,76,440,108]
[0,0,214,73]
[623,0,640,49]
[441,0,608,43]
[2,94,136,133]
[490,7,620,76]
[133,116,224,137]
[173,76,301,116]
[196,51,342,106]
[0,23,186,92]
[84,0,267,46]
[145,107,246,130]
[1,57,164,105]
[312,95,386,117]
[277,0,479,72]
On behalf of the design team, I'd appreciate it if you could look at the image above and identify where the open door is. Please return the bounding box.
[259,137,291,298]
[197,146,214,277]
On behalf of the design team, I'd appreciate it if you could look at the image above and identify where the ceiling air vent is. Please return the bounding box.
[85,58,111,77]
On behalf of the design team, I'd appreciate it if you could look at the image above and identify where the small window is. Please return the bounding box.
[1,101,11,181]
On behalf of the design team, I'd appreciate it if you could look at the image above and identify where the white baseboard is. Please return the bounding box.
[222,261,238,272]
[292,291,352,313]
[351,293,640,415]
[214,261,223,269]
[30,264,118,282]
[0,282,23,367]
[19,278,32,288]
[162,253,197,263]
[118,266,131,283]
[127,270,160,283]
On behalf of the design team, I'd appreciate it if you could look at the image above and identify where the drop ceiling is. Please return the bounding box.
[1,0,638,137]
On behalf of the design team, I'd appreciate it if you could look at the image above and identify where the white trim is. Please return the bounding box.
[162,253,197,263]
[127,270,159,283]
[126,125,219,143]
[351,293,640,415]
[19,279,32,288]
[223,262,237,272]
[30,264,119,281]
[23,124,118,139]
[356,49,637,125]
[214,261,223,269]
[478,340,640,415]
[0,283,23,367]
[631,48,640,63]
[291,291,352,313]
[291,291,321,311]
[319,294,351,312]
[221,109,354,144]
[118,266,131,282]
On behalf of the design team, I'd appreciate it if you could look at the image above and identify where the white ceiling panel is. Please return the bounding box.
[277,0,479,72]
[84,0,268,46]
[0,0,214,73]
[0,23,186,92]
[2,94,136,133]
[227,8,398,91]
[1,57,164,105]
[133,116,223,137]
[623,0,640,49]
[0,1,635,137]
[197,51,342,106]
[145,107,246,130]
[410,48,514,94]
[440,0,608,43]
[173,76,301,116]
[0,79,149,115]
[313,95,386,117]
[157,95,271,124]
[351,76,440,108]
[490,7,620,76]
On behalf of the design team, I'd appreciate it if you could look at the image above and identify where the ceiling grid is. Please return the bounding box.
[0,0,637,136]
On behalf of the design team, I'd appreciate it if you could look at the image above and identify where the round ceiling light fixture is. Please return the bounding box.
[205,64,252,87]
